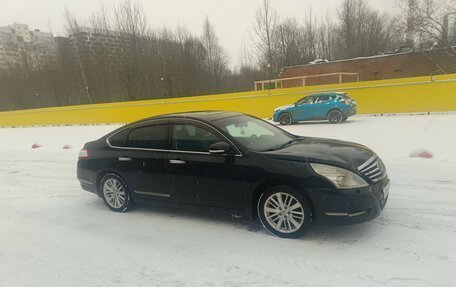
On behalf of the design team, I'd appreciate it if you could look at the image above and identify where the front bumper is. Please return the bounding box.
[308,176,389,225]
[272,111,280,122]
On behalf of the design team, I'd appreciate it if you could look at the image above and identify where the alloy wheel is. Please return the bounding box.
[263,192,305,233]
[279,113,292,125]
[103,178,127,209]
[327,110,343,124]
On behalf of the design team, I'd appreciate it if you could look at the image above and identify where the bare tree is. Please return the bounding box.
[64,7,93,104]
[201,17,229,93]
[113,0,148,100]
[317,12,338,61]
[402,0,456,56]
[302,9,319,61]
[336,0,402,59]
[274,17,302,68]
[252,0,279,79]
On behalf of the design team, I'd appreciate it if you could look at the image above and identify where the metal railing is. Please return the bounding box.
[254,72,360,91]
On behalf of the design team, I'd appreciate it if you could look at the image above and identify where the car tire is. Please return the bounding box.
[279,113,293,126]
[327,110,344,124]
[100,173,133,212]
[257,186,312,238]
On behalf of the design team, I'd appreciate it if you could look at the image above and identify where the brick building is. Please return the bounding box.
[278,49,456,88]
[67,27,133,68]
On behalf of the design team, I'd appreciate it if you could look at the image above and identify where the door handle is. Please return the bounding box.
[118,157,132,162]
[169,159,186,165]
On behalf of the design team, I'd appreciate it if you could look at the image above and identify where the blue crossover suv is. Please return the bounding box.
[273,92,357,125]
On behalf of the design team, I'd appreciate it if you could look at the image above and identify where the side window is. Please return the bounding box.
[297,97,313,105]
[125,124,168,149]
[108,129,130,147]
[172,124,221,152]
[316,96,330,103]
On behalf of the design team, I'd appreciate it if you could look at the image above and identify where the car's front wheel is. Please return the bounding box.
[327,110,344,124]
[258,186,312,238]
[279,113,293,125]
[100,173,133,212]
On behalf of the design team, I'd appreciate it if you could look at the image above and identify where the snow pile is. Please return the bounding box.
[409,149,433,159]
[62,144,73,150]
[31,143,42,149]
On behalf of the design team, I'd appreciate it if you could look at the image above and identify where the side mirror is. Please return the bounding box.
[294,102,298,107]
[209,142,231,155]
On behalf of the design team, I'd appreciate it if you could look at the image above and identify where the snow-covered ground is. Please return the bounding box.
[1,114,455,287]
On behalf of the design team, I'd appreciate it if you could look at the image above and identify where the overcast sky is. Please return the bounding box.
[0,0,399,68]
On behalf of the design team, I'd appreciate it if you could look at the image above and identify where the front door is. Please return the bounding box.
[295,96,316,121]
[167,120,248,208]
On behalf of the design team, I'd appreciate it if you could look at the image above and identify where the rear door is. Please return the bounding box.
[310,95,332,119]
[115,120,171,200]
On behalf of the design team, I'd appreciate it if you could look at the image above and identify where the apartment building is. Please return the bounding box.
[0,23,58,71]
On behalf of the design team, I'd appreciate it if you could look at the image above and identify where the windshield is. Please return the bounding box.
[213,115,296,151]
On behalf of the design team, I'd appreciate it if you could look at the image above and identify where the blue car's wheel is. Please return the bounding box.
[279,113,292,125]
[327,110,343,124]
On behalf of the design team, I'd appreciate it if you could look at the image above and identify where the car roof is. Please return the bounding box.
[132,111,245,125]
[103,111,245,139]
[303,92,346,98]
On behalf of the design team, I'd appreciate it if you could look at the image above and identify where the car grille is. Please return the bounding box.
[357,155,386,182]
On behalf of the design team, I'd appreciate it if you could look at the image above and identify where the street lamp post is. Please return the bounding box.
[35,92,41,108]
[160,76,166,103]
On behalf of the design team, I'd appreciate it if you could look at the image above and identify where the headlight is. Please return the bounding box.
[310,163,368,189]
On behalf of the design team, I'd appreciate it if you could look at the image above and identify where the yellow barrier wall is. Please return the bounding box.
[0,74,455,127]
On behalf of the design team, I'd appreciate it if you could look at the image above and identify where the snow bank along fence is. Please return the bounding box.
[0,74,455,127]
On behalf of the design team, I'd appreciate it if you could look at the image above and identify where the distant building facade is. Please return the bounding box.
[68,27,132,67]
[0,23,58,71]
[279,49,456,87]
[0,26,17,70]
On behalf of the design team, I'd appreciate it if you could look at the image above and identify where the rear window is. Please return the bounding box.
[125,125,168,149]
[108,129,129,147]
[317,95,331,103]
[337,93,351,100]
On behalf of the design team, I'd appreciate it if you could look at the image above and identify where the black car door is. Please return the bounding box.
[167,119,249,209]
[119,120,171,200]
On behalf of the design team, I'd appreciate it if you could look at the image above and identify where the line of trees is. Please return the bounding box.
[251,0,455,77]
[0,0,455,111]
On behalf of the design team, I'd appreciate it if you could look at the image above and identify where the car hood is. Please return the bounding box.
[265,137,374,168]
[274,104,294,112]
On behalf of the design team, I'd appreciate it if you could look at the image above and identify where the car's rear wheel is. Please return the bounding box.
[279,113,292,125]
[257,186,312,238]
[327,110,344,124]
[100,173,132,212]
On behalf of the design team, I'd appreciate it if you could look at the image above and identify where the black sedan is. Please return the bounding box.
[77,111,389,238]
